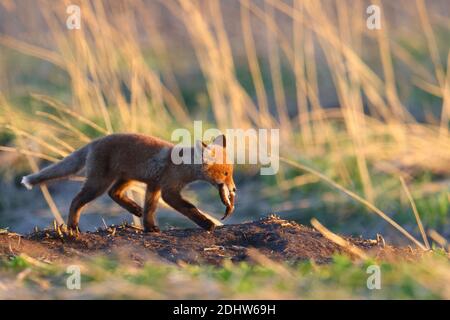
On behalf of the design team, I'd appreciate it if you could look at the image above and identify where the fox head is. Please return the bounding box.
[196,135,236,219]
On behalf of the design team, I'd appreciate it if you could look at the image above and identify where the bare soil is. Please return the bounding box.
[0,215,421,265]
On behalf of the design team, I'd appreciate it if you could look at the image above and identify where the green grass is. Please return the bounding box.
[0,252,448,299]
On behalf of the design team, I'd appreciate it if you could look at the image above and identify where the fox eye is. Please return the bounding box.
[224,172,228,176]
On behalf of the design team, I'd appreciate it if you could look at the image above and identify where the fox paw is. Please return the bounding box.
[144,226,160,233]
[199,219,216,232]
[66,224,82,237]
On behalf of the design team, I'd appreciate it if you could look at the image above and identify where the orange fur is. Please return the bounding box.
[22,133,236,232]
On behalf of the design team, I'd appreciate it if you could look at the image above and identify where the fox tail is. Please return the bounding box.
[21,145,90,190]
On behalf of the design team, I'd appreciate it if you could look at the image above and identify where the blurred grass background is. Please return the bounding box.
[0,0,449,247]
[1,250,449,299]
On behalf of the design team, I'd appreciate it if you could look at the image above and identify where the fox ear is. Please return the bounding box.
[195,140,208,150]
[195,139,215,163]
[195,140,208,156]
[212,134,226,148]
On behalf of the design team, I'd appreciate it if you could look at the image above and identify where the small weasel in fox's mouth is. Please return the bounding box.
[218,184,235,220]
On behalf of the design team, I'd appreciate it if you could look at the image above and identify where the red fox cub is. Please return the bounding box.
[21,133,236,232]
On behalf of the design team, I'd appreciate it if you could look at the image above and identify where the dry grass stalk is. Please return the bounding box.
[310,218,368,260]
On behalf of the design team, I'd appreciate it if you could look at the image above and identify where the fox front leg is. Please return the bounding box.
[143,186,161,233]
[161,189,216,232]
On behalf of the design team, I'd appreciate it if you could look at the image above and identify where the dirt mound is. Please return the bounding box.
[0,216,420,265]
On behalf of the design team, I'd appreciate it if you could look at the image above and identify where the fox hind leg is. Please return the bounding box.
[68,177,113,230]
[108,179,143,217]
[143,185,161,232]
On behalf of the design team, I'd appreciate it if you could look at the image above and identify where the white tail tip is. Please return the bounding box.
[21,176,33,190]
